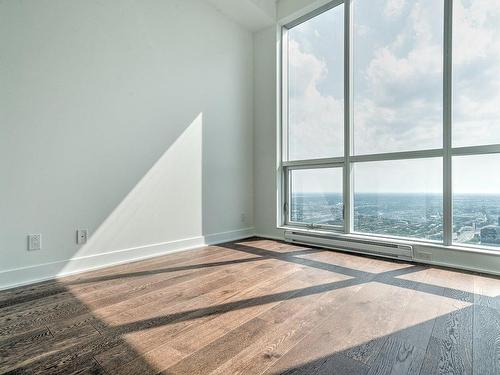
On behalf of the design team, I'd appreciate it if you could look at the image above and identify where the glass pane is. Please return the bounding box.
[288,4,344,161]
[453,154,500,248]
[290,168,343,226]
[353,158,443,241]
[453,0,500,147]
[353,0,443,155]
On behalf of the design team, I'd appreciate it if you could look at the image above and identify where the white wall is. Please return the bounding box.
[206,0,276,31]
[0,0,254,289]
[254,27,284,240]
[252,0,321,241]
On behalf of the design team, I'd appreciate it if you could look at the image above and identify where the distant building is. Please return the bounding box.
[480,225,500,245]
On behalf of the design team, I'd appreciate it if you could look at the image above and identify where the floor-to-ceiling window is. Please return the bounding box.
[283,3,345,231]
[281,0,500,250]
[451,0,500,248]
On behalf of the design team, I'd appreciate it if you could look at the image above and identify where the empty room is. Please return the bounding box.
[1,0,500,374]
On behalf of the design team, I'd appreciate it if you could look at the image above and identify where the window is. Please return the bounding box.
[289,167,343,228]
[287,3,344,161]
[282,1,346,232]
[453,154,500,248]
[450,0,500,250]
[353,0,444,155]
[452,0,500,147]
[353,158,443,241]
[281,0,500,251]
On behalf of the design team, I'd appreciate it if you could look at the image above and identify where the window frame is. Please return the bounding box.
[285,164,345,231]
[278,0,500,251]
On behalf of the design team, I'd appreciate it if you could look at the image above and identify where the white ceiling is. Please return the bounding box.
[205,0,277,32]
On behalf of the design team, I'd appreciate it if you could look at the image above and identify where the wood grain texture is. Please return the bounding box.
[0,237,498,374]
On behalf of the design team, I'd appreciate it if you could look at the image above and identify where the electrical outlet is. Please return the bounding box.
[76,229,88,245]
[240,213,247,224]
[28,234,42,251]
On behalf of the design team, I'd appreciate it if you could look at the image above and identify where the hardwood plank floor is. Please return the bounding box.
[1,237,499,374]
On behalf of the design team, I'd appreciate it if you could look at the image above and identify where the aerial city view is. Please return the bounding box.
[290,192,500,248]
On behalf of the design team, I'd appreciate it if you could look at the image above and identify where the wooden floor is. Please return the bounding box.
[1,238,500,374]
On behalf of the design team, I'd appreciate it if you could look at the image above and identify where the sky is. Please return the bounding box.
[288,0,500,194]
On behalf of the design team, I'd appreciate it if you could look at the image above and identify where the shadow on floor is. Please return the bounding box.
[0,238,499,374]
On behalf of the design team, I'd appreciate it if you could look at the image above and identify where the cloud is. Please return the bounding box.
[288,0,500,159]
[453,0,500,65]
[354,1,443,154]
[366,1,442,86]
[288,39,344,160]
[384,0,406,18]
[286,0,500,194]
[452,0,500,147]
[353,0,500,152]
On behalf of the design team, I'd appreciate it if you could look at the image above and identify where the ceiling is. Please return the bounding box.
[204,0,277,31]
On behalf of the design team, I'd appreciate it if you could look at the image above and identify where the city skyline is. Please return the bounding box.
[290,191,500,247]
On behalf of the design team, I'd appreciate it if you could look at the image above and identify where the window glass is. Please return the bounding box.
[288,4,344,160]
[453,154,500,248]
[353,158,443,241]
[353,0,444,155]
[290,168,343,226]
[453,0,500,147]
[283,1,500,252]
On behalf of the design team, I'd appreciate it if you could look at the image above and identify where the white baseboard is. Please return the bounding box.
[204,228,255,244]
[0,227,255,291]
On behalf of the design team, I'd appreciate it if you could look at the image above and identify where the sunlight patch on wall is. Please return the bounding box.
[59,113,203,276]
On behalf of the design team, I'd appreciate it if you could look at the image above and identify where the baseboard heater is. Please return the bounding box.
[284,231,414,261]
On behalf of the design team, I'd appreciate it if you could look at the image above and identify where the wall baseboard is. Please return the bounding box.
[0,227,255,291]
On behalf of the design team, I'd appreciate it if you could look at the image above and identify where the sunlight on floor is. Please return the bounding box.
[55,240,489,374]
